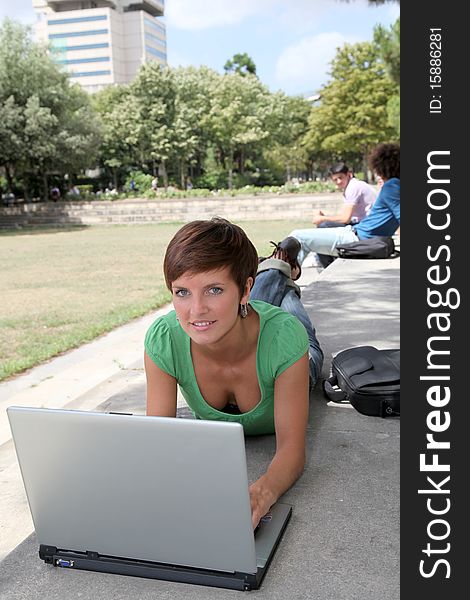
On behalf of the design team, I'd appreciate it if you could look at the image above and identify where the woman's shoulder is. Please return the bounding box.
[144,310,183,348]
[251,301,308,377]
[250,299,291,320]
[250,300,308,342]
[144,310,188,376]
[146,309,177,332]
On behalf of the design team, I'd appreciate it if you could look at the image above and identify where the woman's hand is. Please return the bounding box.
[249,478,277,529]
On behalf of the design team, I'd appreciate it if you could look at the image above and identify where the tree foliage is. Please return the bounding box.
[374,17,400,137]
[224,53,257,77]
[302,41,397,177]
[171,66,218,188]
[264,93,312,182]
[374,17,400,86]
[207,72,272,187]
[339,0,399,4]
[92,85,141,188]
[0,19,100,199]
[2,15,400,198]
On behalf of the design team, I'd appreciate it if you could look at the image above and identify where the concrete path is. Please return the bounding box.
[0,256,399,599]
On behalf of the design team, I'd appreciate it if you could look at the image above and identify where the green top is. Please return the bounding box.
[144,300,308,435]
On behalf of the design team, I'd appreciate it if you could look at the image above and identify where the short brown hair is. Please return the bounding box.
[368,143,400,180]
[163,218,258,296]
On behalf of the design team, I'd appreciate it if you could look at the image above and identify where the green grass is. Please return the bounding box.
[0,220,311,380]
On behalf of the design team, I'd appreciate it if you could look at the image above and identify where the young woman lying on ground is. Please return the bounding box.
[144,218,323,528]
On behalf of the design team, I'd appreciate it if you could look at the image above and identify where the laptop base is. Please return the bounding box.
[40,545,258,591]
[38,504,292,592]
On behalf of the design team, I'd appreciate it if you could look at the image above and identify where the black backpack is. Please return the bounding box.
[335,236,398,259]
[323,346,400,417]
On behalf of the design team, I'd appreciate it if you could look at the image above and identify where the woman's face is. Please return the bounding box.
[171,266,252,346]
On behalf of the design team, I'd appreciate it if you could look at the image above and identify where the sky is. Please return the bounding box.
[1,0,400,96]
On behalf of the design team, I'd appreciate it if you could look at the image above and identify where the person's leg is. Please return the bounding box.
[288,225,358,265]
[316,221,341,268]
[250,262,290,306]
[250,265,323,385]
[280,290,323,384]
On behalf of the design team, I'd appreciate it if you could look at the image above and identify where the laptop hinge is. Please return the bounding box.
[240,573,258,591]
[39,544,58,564]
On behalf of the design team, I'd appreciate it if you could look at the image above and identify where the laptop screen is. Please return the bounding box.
[8,407,257,574]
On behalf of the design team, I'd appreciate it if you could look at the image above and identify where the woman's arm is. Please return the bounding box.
[144,351,178,417]
[249,353,310,528]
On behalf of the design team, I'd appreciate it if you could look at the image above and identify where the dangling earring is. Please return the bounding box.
[240,303,248,318]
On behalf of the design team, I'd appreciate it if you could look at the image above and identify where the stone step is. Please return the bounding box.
[0,194,343,229]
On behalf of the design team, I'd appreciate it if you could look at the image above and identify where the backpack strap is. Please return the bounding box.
[323,375,348,404]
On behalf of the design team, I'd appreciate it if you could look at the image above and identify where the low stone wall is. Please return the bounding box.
[0,193,343,229]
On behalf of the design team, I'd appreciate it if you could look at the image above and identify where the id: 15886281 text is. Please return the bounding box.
[429,28,442,114]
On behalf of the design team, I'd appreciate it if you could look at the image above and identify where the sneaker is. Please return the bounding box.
[275,237,302,281]
[258,237,302,281]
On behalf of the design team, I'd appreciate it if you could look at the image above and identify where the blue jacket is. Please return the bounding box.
[354,178,400,239]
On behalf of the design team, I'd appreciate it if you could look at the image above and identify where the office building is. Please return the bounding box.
[33,1,166,93]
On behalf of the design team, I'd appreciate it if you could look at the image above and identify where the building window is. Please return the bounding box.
[56,57,111,65]
[48,15,107,26]
[70,70,112,78]
[49,29,109,39]
[144,18,166,35]
[62,43,110,51]
[145,32,166,48]
[145,46,167,60]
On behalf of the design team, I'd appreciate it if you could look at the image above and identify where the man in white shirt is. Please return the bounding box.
[313,162,377,267]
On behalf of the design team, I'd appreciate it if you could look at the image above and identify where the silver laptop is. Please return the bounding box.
[7,406,291,591]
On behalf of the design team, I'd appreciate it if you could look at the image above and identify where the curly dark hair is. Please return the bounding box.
[368,143,400,180]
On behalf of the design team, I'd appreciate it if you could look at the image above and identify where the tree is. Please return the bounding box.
[22,95,59,200]
[339,0,399,4]
[0,19,100,199]
[131,64,178,189]
[374,17,400,86]
[33,84,100,200]
[303,41,397,178]
[0,95,24,192]
[264,93,312,182]
[374,17,400,137]
[224,53,257,77]
[172,66,219,188]
[206,72,271,188]
[93,85,143,189]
